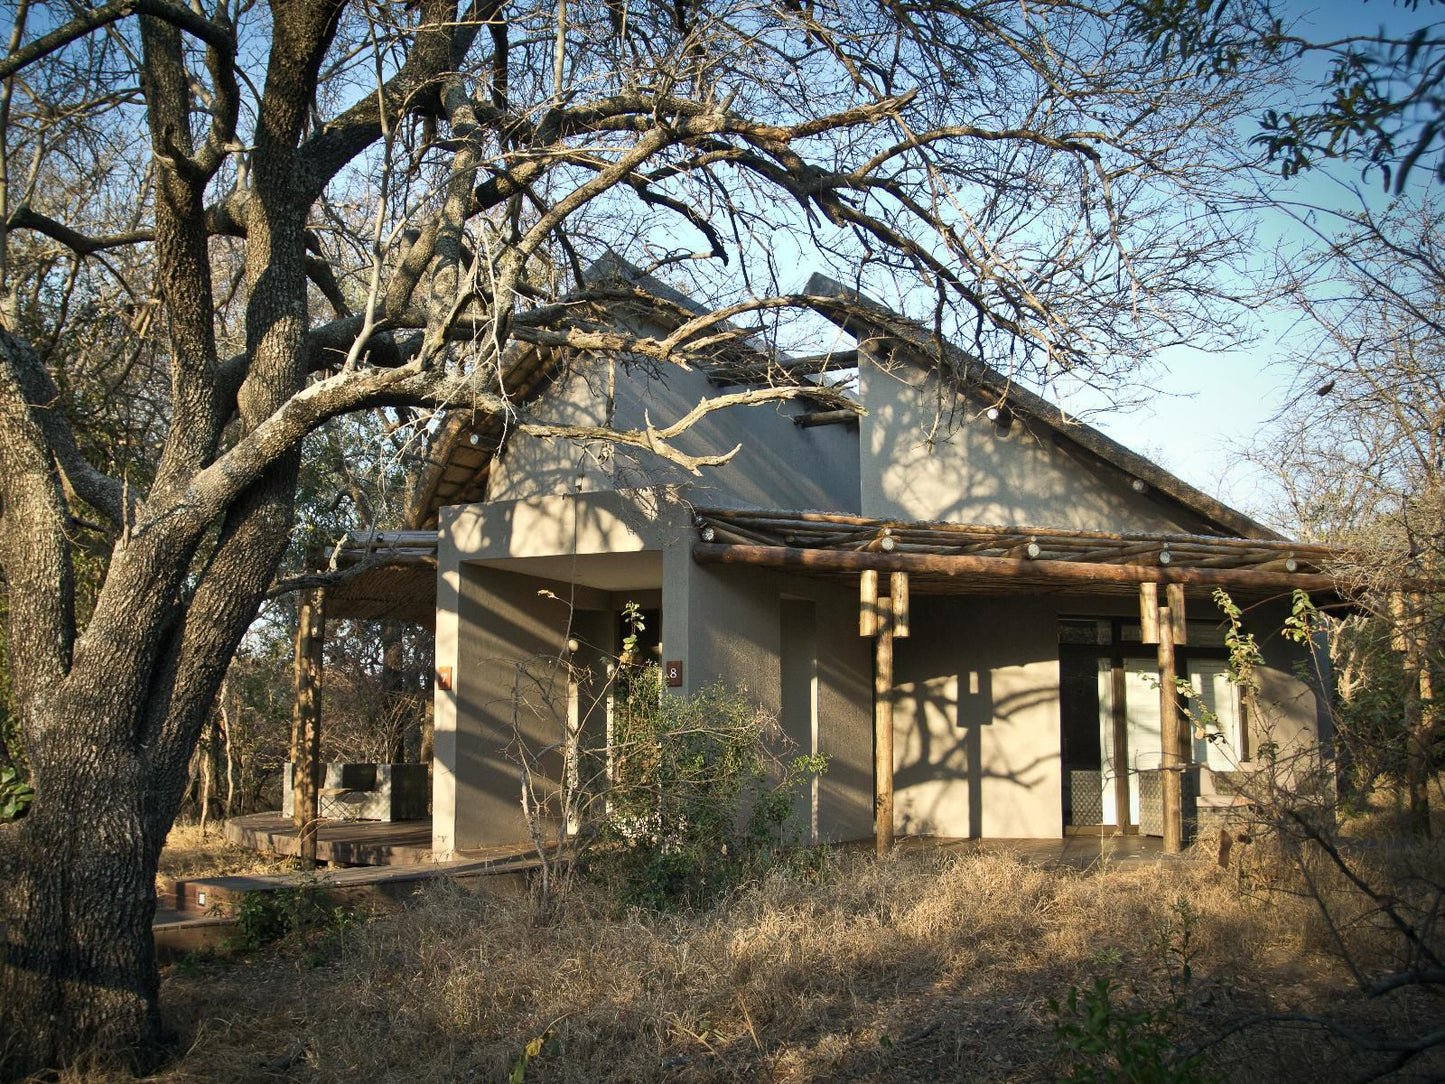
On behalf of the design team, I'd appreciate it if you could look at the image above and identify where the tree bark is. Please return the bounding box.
[1403,623,1435,838]
[1,710,167,1073]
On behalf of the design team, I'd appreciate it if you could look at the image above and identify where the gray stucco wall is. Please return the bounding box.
[893,595,1064,838]
[488,355,861,513]
[889,590,1329,839]
[662,542,876,842]
[857,354,1196,531]
[433,492,675,853]
[445,564,606,849]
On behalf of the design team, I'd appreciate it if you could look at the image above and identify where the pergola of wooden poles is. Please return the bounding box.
[691,507,1345,856]
[287,530,440,866]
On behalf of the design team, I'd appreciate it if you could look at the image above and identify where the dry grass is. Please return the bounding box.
[155,822,291,896]
[59,840,1423,1084]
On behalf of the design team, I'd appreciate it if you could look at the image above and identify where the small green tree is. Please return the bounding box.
[588,665,824,910]
[1199,591,1445,1076]
[1052,900,1219,1084]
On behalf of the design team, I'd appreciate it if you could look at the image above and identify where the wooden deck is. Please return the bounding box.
[222,813,1170,875]
[223,812,437,866]
[158,819,551,959]
[167,848,543,916]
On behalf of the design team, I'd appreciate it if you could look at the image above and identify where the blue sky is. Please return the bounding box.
[1086,0,1441,526]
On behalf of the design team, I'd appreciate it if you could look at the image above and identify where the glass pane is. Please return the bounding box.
[1186,622,1229,648]
[1189,660,1241,770]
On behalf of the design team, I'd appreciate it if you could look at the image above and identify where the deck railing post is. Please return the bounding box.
[292,587,326,868]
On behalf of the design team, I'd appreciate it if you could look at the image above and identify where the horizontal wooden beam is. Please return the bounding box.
[692,542,1339,592]
[693,507,1341,557]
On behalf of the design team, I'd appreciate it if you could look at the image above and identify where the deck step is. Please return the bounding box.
[222,812,437,866]
[167,851,547,918]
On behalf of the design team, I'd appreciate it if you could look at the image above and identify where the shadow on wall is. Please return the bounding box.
[489,353,863,513]
[894,668,1060,838]
[890,596,1064,838]
[862,360,1191,532]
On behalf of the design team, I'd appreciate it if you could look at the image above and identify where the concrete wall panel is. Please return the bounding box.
[858,357,1194,532]
[662,548,874,842]
[893,596,1063,838]
[489,356,862,513]
[446,564,581,850]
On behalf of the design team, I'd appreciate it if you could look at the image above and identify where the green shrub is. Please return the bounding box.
[584,666,825,910]
[1051,976,1218,1084]
[229,882,361,953]
[1051,900,1219,1084]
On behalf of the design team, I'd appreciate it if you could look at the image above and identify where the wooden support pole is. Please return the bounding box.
[1167,583,1188,645]
[1139,583,1159,644]
[859,569,879,637]
[1400,594,1435,837]
[874,591,895,856]
[890,571,910,638]
[291,588,326,868]
[1158,605,1183,855]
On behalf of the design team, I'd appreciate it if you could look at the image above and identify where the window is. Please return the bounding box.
[1188,660,1243,770]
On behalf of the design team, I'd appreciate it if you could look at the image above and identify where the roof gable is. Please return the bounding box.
[802,274,1279,540]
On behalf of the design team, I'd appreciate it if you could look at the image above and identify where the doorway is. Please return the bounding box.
[1060,616,1237,835]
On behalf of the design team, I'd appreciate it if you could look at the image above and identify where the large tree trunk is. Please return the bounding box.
[1,706,168,1073]
[0,4,330,1066]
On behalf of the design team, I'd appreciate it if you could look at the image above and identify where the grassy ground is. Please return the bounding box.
[91,825,1441,1084]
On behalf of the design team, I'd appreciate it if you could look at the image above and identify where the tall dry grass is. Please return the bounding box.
[155,822,291,897]
[97,842,1443,1084]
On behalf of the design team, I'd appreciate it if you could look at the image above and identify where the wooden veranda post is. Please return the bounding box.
[1141,582,1188,854]
[291,587,326,868]
[863,571,909,856]
[1157,607,1183,854]
[873,591,894,856]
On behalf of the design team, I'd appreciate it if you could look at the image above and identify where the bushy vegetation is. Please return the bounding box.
[229,883,362,956]
[1052,901,1220,1084]
[583,666,826,911]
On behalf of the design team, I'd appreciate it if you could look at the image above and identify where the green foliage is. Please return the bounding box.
[1051,977,1217,1084]
[228,883,362,954]
[1277,590,1433,795]
[620,601,645,661]
[0,765,34,822]
[1051,900,1218,1084]
[1126,0,1445,192]
[587,666,826,911]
